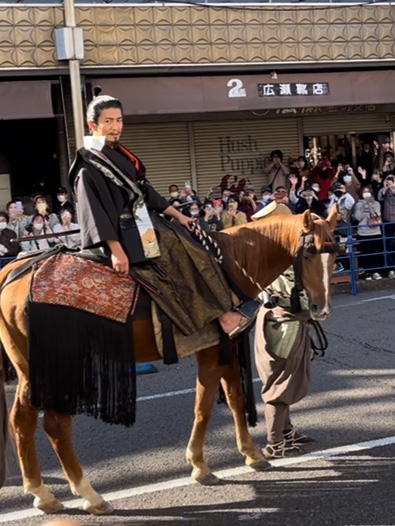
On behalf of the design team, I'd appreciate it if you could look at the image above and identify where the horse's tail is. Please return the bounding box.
[0,344,8,488]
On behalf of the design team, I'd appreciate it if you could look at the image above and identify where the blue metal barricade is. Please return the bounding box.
[334,221,395,295]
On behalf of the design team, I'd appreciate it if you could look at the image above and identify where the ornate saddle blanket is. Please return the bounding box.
[30,252,139,324]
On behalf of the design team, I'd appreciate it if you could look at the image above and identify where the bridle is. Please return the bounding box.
[291,231,338,314]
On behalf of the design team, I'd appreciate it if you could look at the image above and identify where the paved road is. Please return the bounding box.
[2,289,395,525]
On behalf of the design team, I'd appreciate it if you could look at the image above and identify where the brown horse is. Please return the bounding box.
[0,208,337,515]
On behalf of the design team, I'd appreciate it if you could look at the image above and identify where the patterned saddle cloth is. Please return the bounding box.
[30,252,140,324]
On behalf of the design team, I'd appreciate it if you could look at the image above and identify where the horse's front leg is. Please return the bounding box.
[220,353,271,472]
[43,411,113,515]
[186,348,222,486]
[11,382,64,513]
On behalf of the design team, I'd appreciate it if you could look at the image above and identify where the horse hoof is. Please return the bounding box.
[194,471,220,486]
[248,458,272,472]
[83,499,114,515]
[34,497,64,514]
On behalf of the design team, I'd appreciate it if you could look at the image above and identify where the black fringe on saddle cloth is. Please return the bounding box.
[28,302,136,427]
[217,331,258,428]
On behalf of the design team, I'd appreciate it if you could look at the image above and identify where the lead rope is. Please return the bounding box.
[191,222,271,297]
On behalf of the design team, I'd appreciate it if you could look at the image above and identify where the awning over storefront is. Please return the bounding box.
[0,81,53,120]
[92,70,395,116]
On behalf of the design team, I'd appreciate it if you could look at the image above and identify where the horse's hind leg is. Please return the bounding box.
[220,354,271,472]
[186,348,222,486]
[11,381,64,513]
[43,410,113,515]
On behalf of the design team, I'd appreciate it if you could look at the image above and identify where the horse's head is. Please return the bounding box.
[297,206,338,321]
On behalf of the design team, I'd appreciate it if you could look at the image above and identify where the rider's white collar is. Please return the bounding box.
[83,135,105,151]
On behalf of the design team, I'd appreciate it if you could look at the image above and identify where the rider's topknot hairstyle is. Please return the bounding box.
[86,86,123,125]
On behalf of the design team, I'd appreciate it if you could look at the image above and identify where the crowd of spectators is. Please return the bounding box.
[0,187,80,261]
[168,138,395,281]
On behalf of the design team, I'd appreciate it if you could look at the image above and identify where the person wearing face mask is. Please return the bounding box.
[187,202,201,218]
[312,159,336,200]
[0,212,20,259]
[200,200,224,232]
[353,186,383,280]
[20,213,56,253]
[6,200,28,238]
[30,195,59,230]
[222,194,247,229]
[56,186,75,217]
[53,209,81,249]
[333,164,361,202]
[168,184,179,200]
[264,150,290,191]
[295,187,327,218]
[290,155,311,185]
[328,182,355,228]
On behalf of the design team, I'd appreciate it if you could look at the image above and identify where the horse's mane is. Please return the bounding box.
[219,213,335,284]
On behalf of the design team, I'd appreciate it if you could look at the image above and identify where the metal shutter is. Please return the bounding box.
[121,123,192,197]
[192,118,299,197]
[303,114,395,135]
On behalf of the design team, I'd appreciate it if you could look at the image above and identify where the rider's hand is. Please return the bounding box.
[108,241,129,275]
[111,249,129,275]
[177,213,195,231]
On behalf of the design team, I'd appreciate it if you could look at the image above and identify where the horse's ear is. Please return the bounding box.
[326,203,339,231]
[302,210,314,233]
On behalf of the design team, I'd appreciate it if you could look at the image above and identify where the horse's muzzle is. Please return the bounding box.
[310,303,332,321]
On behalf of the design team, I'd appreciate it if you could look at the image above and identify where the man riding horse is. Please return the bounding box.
[69,91,256,340]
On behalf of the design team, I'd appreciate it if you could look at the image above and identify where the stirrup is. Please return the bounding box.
[228,300,261,339]
[236,300,262,319]
[263,440,302,459]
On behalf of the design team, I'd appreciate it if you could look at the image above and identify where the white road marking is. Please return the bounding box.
[1,434,395,523]
[333,294,395,309]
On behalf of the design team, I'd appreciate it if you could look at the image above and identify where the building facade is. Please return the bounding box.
[0,3,395,202]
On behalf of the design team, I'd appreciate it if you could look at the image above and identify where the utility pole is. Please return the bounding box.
[55,0,85,151]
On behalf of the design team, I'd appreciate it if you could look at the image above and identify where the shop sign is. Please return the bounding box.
[258,82,330,97]
[219,135,268,175]
[273,104,377,115]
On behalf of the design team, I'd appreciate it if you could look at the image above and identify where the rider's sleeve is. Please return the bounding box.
[74,166,121,249]
[143,180,171,213]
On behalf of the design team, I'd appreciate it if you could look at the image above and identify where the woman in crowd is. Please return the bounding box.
[31,195,59,230]
[353,185,383,280]
[53,209,81,249]
[20,213,56,253]
[222,194,247,229]
[290,155,311,186]
[0,212,20,259]
[332,164,361,201]
[6,200,28,238]
[294,187,327,218]
[200,200,224,231]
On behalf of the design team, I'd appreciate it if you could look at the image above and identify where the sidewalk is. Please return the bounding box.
[332,277,395,295]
